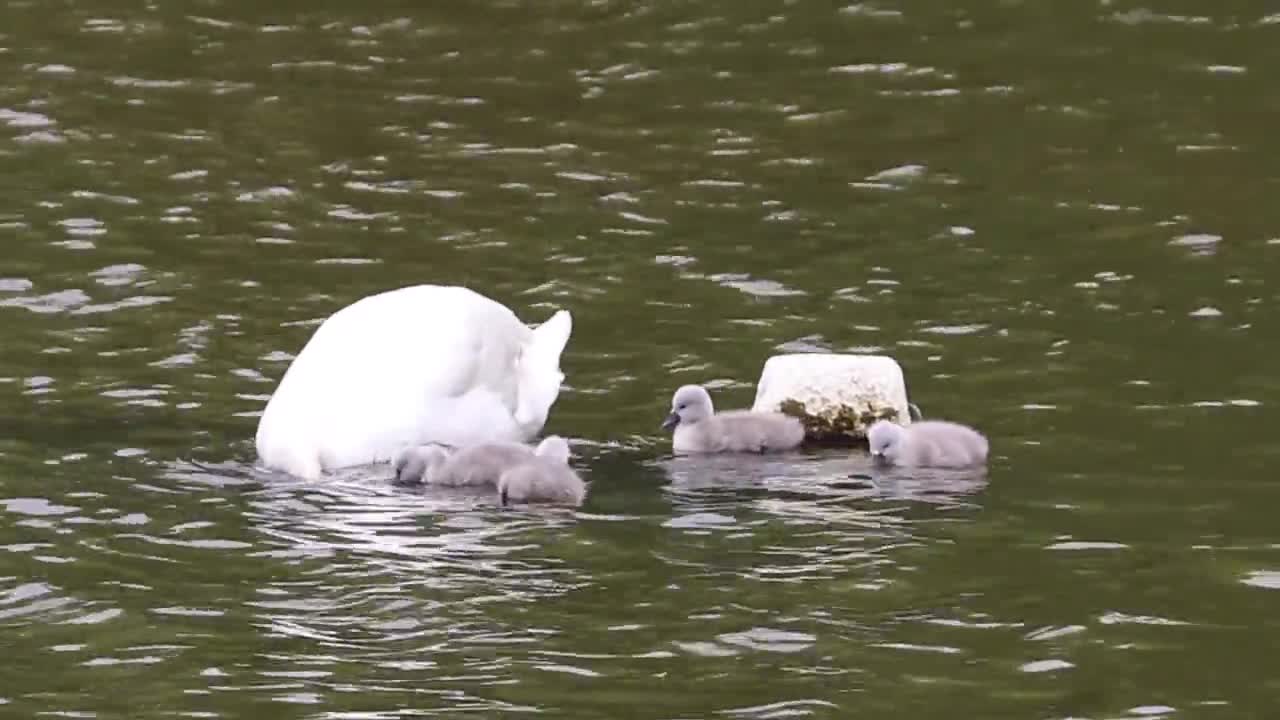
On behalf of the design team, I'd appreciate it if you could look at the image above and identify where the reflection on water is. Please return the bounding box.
[657,449,988,505]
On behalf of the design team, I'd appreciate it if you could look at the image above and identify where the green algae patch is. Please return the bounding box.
[778,398,902,445]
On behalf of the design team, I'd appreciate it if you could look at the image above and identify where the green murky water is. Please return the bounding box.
[3,1,1280,717]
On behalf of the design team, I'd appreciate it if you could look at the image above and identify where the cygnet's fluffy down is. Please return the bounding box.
[661,384,805,454]
[866,419,989,468]
[391,444,451,485]
[392,440,536,486]
[497,436,586,506]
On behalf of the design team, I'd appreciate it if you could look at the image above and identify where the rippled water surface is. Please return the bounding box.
[4,1,1280,717]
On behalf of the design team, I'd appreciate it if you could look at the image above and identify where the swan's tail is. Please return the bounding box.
[514,310,572,431]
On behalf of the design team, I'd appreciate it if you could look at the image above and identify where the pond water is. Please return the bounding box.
[2,1,1279,717]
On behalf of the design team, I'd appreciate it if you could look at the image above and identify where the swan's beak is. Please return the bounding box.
[661,412,680,431]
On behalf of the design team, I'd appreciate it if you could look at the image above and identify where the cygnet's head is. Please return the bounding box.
[662,384,714,431]
[394,445,450,484]
[534,435,571,464]
[866,420,904,462]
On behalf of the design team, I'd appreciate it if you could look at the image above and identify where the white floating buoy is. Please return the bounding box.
[750,353,914,442]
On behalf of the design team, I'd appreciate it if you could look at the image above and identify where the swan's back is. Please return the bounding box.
[300,285,525,400]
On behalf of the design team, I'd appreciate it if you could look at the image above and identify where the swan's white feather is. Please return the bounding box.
[255,285,572,479]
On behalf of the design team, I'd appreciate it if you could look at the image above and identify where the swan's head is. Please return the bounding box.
[515,310,572,431]
[534,435,571,465]
[393,445,450,485]
[866,420,904,463]
[662,384,714,431]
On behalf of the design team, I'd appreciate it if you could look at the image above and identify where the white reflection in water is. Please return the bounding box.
[655,449,988,508]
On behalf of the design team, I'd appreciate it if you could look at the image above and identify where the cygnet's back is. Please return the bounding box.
[392,440,537,486]
[869,419,989,468]
[431,440,538,487]
[497,436,586,506]
[662,384,805,454]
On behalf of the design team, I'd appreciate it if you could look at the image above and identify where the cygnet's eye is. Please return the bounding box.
[677,403,686,410]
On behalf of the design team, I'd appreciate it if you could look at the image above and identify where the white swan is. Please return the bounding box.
[255,284,573,479]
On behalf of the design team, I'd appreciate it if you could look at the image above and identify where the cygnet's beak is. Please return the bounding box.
[661,411,680,431]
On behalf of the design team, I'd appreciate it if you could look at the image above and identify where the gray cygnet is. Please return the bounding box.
[866,419,989,468]
[392,440,536,486]
[391,444,450,485]
[661,384,805,454]
[497,436,587,506]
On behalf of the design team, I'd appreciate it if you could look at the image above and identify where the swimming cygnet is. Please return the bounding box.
[391,444,451,485]
[392,440,536,486]
[866,419,989,468]
[497,436,587,506]
[661,384,805,454]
